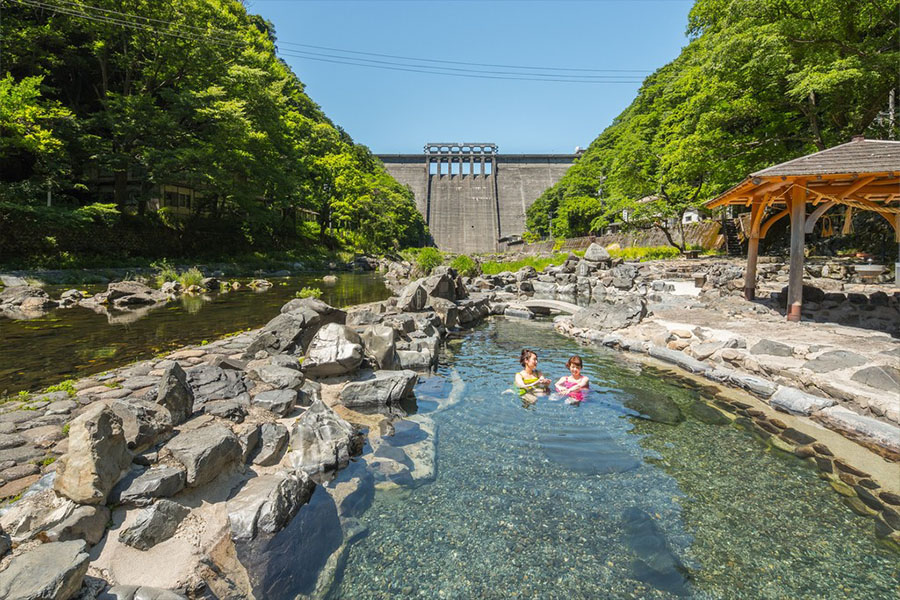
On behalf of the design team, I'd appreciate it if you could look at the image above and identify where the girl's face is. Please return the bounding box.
[526,354,538,370]
[569,363,581,377]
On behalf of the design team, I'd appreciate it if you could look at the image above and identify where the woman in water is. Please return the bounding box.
[515,349,551,394]
[555,355,589,402]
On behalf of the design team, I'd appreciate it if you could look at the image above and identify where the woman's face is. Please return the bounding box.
[526,353,538,370]
[569,363,581,377]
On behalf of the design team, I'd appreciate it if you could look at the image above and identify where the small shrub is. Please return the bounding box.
[416,247,443,275]
[450,254,479,278]
[201,340,209,346]
[608,246,681,262]
[41,456,56,466]
[152,259,178,288]
[296,286,323,299]
[178,267,204,288]
[62,423,70,436]
[45,379,76,397]
[16,390,30,402]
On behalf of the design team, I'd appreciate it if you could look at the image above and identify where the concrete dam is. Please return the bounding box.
[378,143,577,253]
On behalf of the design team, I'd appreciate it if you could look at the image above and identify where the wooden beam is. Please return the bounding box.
[744,202,763,300]
[760,208,789,239]
[787,184,806,322]
[804,201,836,234]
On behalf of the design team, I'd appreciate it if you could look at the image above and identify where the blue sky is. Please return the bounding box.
[248,0,694,154]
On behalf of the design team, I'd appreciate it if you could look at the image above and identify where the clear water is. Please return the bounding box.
[0,273,390,395]
[327,318,898,599]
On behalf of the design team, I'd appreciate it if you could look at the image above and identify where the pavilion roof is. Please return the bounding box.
[751,138,900,177]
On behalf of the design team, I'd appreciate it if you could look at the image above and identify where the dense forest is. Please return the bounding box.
[0,0,425,266]
[527,0,899,249]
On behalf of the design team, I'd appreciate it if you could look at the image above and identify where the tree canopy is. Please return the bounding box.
[527,0,899,249]
[0,0,425,257]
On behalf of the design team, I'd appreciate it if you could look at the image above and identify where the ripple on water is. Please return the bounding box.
[326,319,898,600]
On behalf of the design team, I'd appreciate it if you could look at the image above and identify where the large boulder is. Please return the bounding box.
[396,281,427,312]
[302,323,363,377]
[185,364,247,404]
[0,491,108,546]
[421,274,456,302]
[287,399,360,475]
[163,424,242,487]
[610,264,638,289]
[155,363,194,425]
[253,365,304,390]
[118,499,190,550]
[0,540,89,600]
[111,466,186,506]
[572,297,646,332]
[428,297,459,329]
[54,404,131,505]
[583,243,611,263]
[227,470,314,542]
[244,298,346,356]
[0,285,58,319]
[340,370,418,408]
[110,397,174,452]
[251,389,297,417]
[252,423,289,467]
[359,323,398,369]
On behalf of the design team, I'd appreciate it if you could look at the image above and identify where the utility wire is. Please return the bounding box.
[11,0,650,83]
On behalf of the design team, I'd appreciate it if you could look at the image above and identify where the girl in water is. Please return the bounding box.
[555,355,589,402]
[515,349,551,395]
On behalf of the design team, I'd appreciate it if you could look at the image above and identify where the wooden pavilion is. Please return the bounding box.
[705,137,900,321]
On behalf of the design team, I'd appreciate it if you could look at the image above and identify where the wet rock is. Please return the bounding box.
[770,386,835,416]
[253,423,289,467]
[54,404,131,504]
[287,399,360,475]
[360,324,398,369]
[245,298,346,356]
[0,285,58,319]
[850,365,900,391]
[118,499,190,550]
[252,390,297,417]
[541,426,639,474]
[0,540,89,600]
[780,427,817,445]
[685,401,730,425]
[303,323,363,377]
[110,398,174,452]
[623,391,684,425]
[803,350,867,374]
[155,363,194,425]
[100,585,188,600]
[227,470,315,542]
[112,466,186,506]
[340,370,417,408]
[164,424,242,487]
[622,507,690,596]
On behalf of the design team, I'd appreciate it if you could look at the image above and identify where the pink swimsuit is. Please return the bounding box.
[559,378,588,401]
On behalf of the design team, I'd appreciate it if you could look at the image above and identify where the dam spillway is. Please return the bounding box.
[378,143,577,253]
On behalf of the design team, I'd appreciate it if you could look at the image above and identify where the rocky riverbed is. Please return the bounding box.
[0,246,897,599]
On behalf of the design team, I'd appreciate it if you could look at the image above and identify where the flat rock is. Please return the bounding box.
[0,433,25,450]
[204,400,247,423]
[340,370,418,408]
[750,339,793,357]
[816,406,900,455]
[112,466,186,506]
[770,386,835,416]
[803,350,868,374]
[42,504,110,546]
[728,372,778,398]
[850,365,900,392]
[164,424,242,487]
[0,474,41,499]
[118,499,189,550]
[0,540,89,600]
[252,390,297,417]
[245,298,346,356]
[255,365,304,390]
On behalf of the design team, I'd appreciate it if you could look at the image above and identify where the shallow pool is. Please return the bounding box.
[326,318,897,599]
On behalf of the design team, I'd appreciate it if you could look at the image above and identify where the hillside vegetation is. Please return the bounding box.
[1,0,425,267]
[528,0,898,249]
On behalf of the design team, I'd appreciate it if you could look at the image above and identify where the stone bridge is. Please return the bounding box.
[378,143,577,253]
[522,299,582,315]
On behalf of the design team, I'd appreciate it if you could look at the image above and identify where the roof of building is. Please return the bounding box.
[751,138,900,177]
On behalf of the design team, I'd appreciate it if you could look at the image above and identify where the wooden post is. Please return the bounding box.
[787,183,806,322]
[744,203,762,300]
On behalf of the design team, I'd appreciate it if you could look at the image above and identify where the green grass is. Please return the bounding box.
[449,254,480,277]
[296,286,323,299]
[608,246,680,261]
[480,252,571,275]
[45,379,77,397]
[416,247,443,274]
[178,266,205,288]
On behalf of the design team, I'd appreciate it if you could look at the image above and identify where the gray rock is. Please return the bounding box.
[397,281,427,312]
[504,305,535,319]
[255,365,304,391]
[0,433,25,450]
[816,406,900,455]
[204,400,247,423]
[728,372,778,398]
[298,380,321,407]
[803,350,868,374]
[360,324,398,369]
[227,470,314,541]
[118,499,189,550]
[155,363,194,425]
[0,527,9,558]
[531,280,557,295]
[42,504,110,546]
[110,398,174,452]
[850,365,900,391]
[421,274,456,302]
[252,389,297,417]
[623,390,684,425]
[245,298,346,356]
[287,399,359,475]
[427,297,458,330]
[185,365,247,403]
[770,386,836,416]
[610,264,637,289]
[646,346,712,374]
[0,286,58,319]
[101,585,187,600]
[238,424,260,464]
[252,423,289,466]
[340,370,417,408]
[690,341,725,361]
[303,323,364,377]
[583,243,611,263]
[54,404,131,505]
[572,298,646,332]
[0,540,89,600]
[113,466,186,506]
[396,349,434,371]
[164,425,242,487]
[265,354,300,371]
[750,339,793,357]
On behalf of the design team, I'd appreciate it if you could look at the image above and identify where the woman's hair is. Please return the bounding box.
[520,348,537,367]
[566,355,583,369]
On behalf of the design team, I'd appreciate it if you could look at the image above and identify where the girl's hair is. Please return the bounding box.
[566,355,583,369]
[520,349,537,367]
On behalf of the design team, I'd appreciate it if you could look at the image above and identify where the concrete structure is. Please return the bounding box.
[378,143,577,253]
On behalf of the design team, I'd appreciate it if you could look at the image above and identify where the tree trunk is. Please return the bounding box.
[114,169,129,214]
